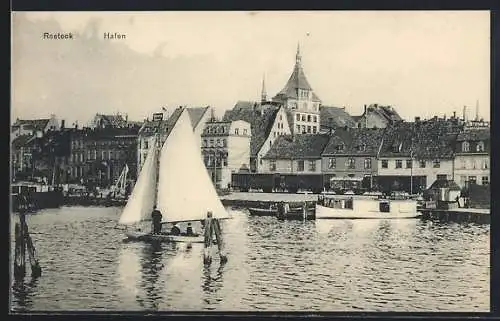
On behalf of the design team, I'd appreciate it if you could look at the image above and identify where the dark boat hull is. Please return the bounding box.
[125,231,205,243]
[248,207,277,216]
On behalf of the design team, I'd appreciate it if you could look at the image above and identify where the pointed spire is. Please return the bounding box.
[475,100,479,121]
[261,73,267,103]
[296,42,301,65]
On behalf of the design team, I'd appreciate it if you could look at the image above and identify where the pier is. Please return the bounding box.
[419,208,490,224]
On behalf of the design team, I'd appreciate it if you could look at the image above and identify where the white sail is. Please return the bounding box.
[118,138,158,225]
[156,108,230,223]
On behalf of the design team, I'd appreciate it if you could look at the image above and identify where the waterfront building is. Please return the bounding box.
[137,106,210,170]
[453,128,490,188]
[223,103,292,173]
[68,126,139,187]
[11,135,36,180]
[261,134,330,175]
[353,104,403,129]
[321,128,384,190]
[271,44,321,135]
[11,114,60,140]
[201,120,251,188]
[376,119,459,193]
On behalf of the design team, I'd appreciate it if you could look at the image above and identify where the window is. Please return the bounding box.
[296,125,300,132]
[419,160,426,168]
[269,160,276,171]
[235,128,239,135]
[436,174,447,181]
[406,159,412,168]
[307,126,311,133]
[381,160,388,168]
[347,158,356,169]
[328,158,336,169]
[395,160,403,169]
[364,158,372,169]
[307,115,311,122]
[297,160,304,171]
[144,141,149,149]
[221,127,225,133]
[302,125,306,133]
[216,139,221,147]
[209,139,214,147]
[280,115,283,121]
[483,159,489,169]
[101,151,106,160]
[313,116,317,122]
[93,150,97,160]
[336,144,344,151]
[468,176,477,184]
[222,139,227,147]
[312,126,317,134]
[462,141,469,152]
[477,141,484,152]
[482,176,489,185]
[460,159,466,169]
[274,132,276,137]
[296,114,300,121]
[301,115,306,121]
[309,160,316,171]
[243,129,248,135]
[433,159,440,168]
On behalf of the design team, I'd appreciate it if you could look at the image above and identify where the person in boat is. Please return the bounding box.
[151,207,163,234]
[186,222,197,236]
[170,223,181,236]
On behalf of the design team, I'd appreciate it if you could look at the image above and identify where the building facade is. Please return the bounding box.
[11,114,60,140]
[354,104,403,129]
[453,128,490,188]
[271,44,321,135]
[321,128,384,190]
[68,127,139,187]
[261,134,330,174]
[201,120,251,188]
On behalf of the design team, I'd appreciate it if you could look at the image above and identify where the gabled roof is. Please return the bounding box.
[456,128,490,142]
[223,103,282,156]
[12,119,51,132]
[320,106,356,129]
[263,134,330,159]
[322,128,385,156]
[366,105,403,123]
[12,135,35,149]
[428,179,461,191]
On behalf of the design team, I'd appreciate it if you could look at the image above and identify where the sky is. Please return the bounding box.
[11,11,490,126]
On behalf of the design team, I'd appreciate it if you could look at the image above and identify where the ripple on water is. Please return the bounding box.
[9,208,490,312]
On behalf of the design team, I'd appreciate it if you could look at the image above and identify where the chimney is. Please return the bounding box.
[453,111,456,119]
[61,119,65,129]
[475,100,479,121]
[364,104,367,114]
[463,105,467,121]
[415,116,420,123]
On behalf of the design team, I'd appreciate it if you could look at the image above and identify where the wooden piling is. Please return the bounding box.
[213,219,227,264]
[14,210,42,279]
[14,223,26,279]
[203,214,213,266]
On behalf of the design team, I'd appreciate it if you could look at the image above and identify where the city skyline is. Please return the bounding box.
[12,11,490,126]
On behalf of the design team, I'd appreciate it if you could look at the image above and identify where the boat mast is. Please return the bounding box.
[153,112,164,207]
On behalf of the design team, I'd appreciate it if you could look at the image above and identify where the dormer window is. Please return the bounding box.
[336,144,345,151]
[477,141,484,152]
[462,141,469,152]
[357,144,366,152]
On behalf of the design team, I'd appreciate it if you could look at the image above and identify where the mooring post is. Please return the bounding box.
[203,212,213,266]
[213,219,227,264]
[14,223,26,279]
[24,221,42,278]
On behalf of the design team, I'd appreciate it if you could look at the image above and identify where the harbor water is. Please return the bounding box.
[10,206,489,312]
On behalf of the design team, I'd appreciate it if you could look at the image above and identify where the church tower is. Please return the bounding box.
[261,74,267,103]
[272,43,321,135]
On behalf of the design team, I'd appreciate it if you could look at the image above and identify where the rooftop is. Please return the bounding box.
[263,134,330,159]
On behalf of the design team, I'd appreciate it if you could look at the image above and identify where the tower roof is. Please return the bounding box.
[273,44,321,102]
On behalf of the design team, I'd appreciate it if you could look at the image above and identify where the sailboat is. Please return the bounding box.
[118,108,231,244]
[110,164,129,199]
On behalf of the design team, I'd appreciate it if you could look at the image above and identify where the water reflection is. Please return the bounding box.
[11,277,39,312]
[202,263,225,308]
[138,241,166,311]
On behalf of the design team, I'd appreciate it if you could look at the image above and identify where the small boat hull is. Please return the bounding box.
[277,208,316,220]
[125,231,205,243]
[315,203,420,219]
[248,207,277,216]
